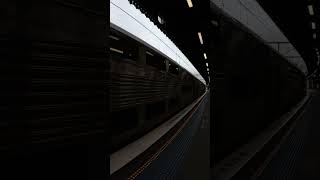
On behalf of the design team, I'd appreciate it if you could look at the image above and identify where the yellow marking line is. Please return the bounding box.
[127,93,206,180]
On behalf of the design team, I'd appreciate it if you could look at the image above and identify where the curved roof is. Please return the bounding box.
[110,0,206,84]
[211,0,308,74]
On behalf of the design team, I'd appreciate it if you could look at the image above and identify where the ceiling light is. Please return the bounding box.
[198,32,204,44]
[109,35,120,40]
[146,51,154,56]
[312,22,316,29]
[204,53,207,59]
[313,33,317,39]
[158,16,164,24]
[211,20,219,26]
[308,5,314,16]
[207,68,209,71]
[186,0,193,8]
[206,63,208,67]
[110,47,124,54]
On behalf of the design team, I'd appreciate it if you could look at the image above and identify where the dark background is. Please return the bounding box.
[1,0,109,179]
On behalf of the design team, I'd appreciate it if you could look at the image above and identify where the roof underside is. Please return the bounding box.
[256,0,320,76]
[126,0,211,83]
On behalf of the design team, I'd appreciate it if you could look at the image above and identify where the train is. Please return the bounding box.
[108,27,206,152]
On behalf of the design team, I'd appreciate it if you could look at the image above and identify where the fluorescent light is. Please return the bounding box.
[186,0,193,8]
[198,32,204,44]
[308,5,314,16]
[313,33,317,39]
[206,63,208,67]
[110,47,124,54]
[211,20,219,26]
[146,51,154,56]
[204,53,207,59]
[109,35,120,40]
[312,22,316,29]
[158,16,164,24]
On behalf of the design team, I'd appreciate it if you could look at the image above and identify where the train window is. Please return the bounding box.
[109,29,138,61]
[146,50,166,71]
[111,107,138,136]
[168,62,179,75]
[146,100,166,120]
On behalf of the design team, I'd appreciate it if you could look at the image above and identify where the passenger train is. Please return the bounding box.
[108,27,206,152]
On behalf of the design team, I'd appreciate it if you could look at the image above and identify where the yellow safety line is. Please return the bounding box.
[127,93,206,180]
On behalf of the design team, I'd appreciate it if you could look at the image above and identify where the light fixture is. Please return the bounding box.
[313,33,317,39]
[211,20,219,26]
[146,51,154,56]
[312,22,316,29]
[186,0,193,8]
[206,63,208,67]
[110,47,124,54]
[207,68,209,71]
[158,16,165,24]
[308,5,314,16]
[198,32,204,44]
[109,35,120,40]
[204,53,207,59]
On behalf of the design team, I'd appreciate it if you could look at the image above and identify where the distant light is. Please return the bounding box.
[313,33,317,39]
[198,32,204,45]
[157,16,164,24]
[206,63,208,67]
[109,35,120,40]
[146,51,154,56]
[110,47,124,54]
[308,5,314,16]
[211,20,219,26]
[312,22,316,29]
[204,53,207,59]
[186,0,193,8]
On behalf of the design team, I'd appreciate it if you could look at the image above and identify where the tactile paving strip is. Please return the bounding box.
[257,109,307,180]
[130,93,208,180]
